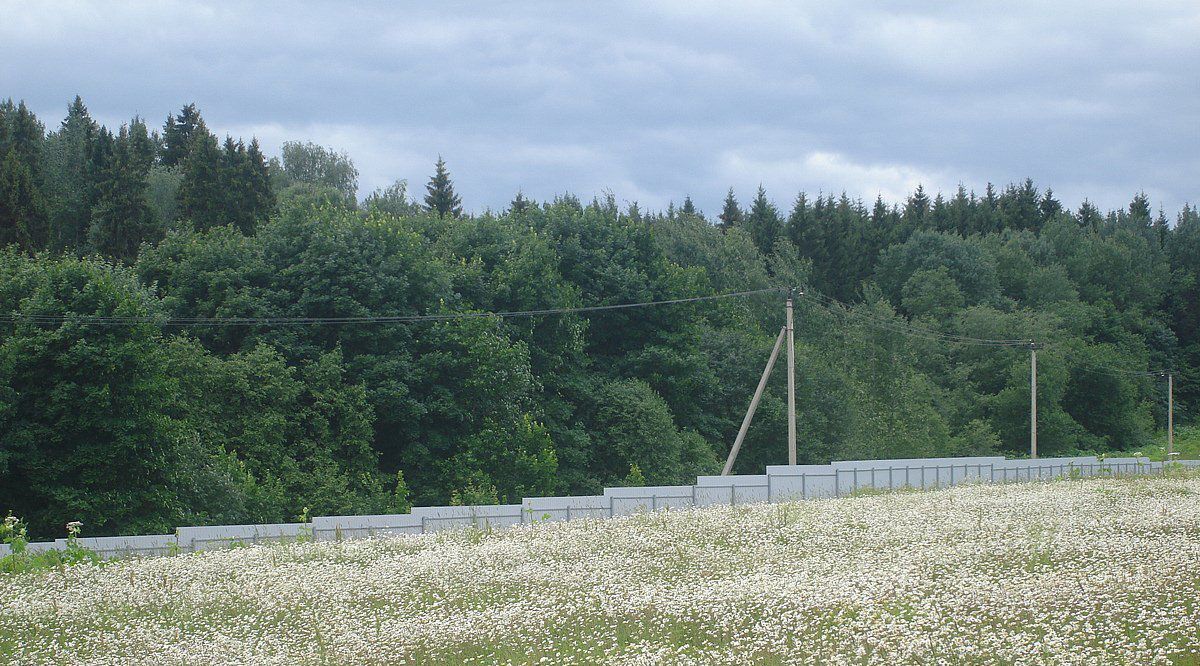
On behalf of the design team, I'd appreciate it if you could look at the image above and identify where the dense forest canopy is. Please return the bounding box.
[1,97,1196,538]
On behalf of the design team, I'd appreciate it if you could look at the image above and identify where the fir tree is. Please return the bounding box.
[0,101,48,251]
[177,122,226,230]
[508,189,530,215]
[424,156,462,218]
[161,103,203,167]
[0,148,48,251]
[87,119,160,261]
[744,184,782,255]
[1077,199,1102,230]
[717,188,742,230]
[680,195,698,219]
[43,96,98,251]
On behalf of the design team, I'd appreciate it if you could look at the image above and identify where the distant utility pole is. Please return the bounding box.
[787,290,797,466]
[1029,341,1042,459]
[1167,371,1175,457]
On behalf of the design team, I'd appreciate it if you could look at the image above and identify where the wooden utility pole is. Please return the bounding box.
[786,291,797,466]
[1029,341,1041,459]
[722,327,786,476]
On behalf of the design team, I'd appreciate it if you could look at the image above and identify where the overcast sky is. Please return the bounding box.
[2,1,1197,217]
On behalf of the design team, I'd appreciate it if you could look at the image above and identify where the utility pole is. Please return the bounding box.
[1168,371,1175,457]
[786,290,797,466]
[1029,341,1042,459]
[722,327,786,475]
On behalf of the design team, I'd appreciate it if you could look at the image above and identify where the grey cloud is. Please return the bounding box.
[2,0,1195,216]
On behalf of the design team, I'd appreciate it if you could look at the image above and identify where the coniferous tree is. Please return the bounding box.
[161,103,203,167]
[177,123,226,230]
[1039,188,1063,226]
[680,195,698,219]
[717,188,742,230]
[88,119,160,261]
[424,156,462,218]
[508,190,530,215]
[0,101,48,251]
[744,185,782,255]
[1077,199,1102,230]
[243,139,275,228]
[43,96,99,251]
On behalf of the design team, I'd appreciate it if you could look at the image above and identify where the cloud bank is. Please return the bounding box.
[2,0,1195,216]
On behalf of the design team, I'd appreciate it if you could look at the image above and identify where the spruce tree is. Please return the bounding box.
[44,96,98,251]
[0,148,48,251]
[424,156,462,218]
[244,139,275,227]
[161,103,202,167]
[0,101,49,251]
[1077,199,1102,230]
[744,184,782,255]
[177,122,226,230]
[717,188,742,230]
[508,189,530,215]
[87,119,160,261]
[680,195,698,219]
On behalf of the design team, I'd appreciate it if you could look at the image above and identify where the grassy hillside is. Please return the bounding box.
[4,476,1200,664]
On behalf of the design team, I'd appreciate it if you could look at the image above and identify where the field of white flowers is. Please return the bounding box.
[3,475,1200,665]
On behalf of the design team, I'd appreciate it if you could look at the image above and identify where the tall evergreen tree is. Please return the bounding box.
[1077,199,1102,230]
[177,123,226,230]
[43,96,99,251]
[88,119,160,261]
[717,188,742,230]
[0,102,48,251]
[424,156,463,218]
[161,103,203,168]
[744,185,782,255]
[680,195,699,219]
[508,190,531,215]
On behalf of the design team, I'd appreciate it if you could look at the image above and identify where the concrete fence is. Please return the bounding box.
[7,455,1199,560]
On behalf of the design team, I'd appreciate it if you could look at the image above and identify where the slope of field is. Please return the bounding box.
[4,476,1200,665]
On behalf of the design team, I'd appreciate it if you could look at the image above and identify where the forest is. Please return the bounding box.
[1,97,1197,539]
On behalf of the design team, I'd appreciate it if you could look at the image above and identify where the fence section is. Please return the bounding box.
[6,455,1197,559]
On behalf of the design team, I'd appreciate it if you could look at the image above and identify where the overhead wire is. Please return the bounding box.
[0,286,787,327]
[795,286,1174,380]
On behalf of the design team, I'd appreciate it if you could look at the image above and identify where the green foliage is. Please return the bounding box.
[0,94,1195,538]
[275,141,359,202]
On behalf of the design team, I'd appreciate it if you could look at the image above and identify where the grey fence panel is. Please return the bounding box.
[176,523,306,552]
[311,514,423,541]
[23,541,61,554]
[410,505,523,533]
[764,465,838,500]
[694,475,769,507]
[604,486,695,516]
[522,496,609,522]
[0,543,9,557]
[832,457,1006,494]
[54,534,176,558]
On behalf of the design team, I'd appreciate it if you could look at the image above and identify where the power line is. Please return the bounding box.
[0,286,786,327]
[797,287,1175,379]
[798,289,1026,347]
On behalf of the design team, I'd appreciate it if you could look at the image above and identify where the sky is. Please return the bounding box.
[2,0,1197,218]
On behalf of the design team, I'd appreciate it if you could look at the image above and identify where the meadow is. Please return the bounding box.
[3,475,1200,665]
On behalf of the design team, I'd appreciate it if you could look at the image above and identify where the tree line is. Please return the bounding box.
[1,97,1197,538]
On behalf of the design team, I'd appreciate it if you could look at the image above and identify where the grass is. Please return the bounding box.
[4,475,1200,664]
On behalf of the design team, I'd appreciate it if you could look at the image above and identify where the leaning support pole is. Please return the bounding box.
[722,326,787,476]
[786,291,797,466]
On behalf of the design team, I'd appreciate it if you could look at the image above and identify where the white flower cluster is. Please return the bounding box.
[3,476,1199,664]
